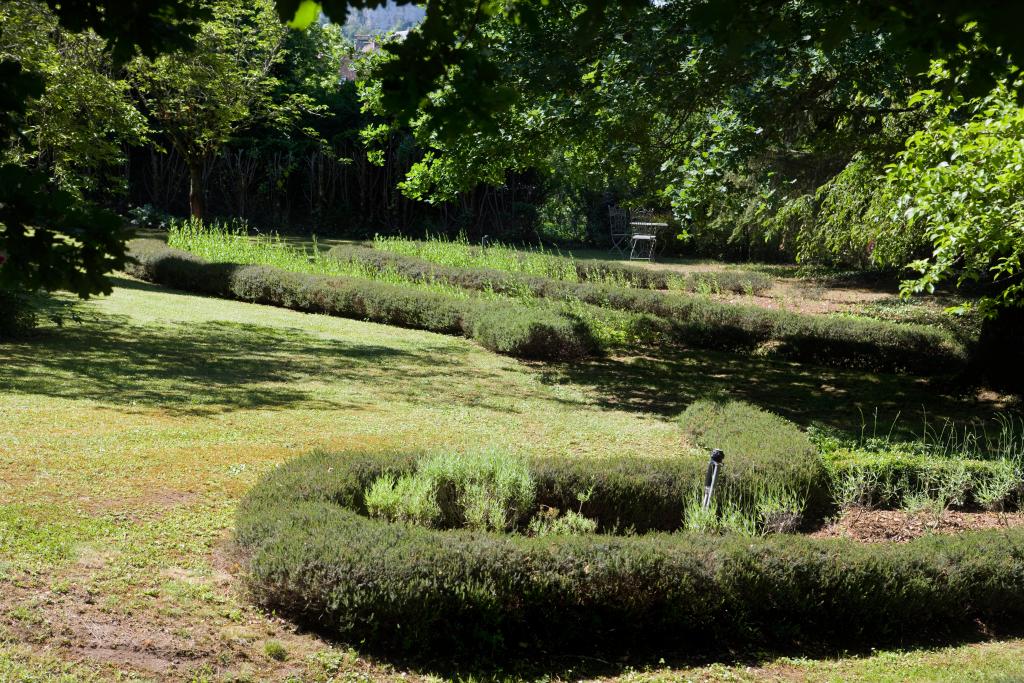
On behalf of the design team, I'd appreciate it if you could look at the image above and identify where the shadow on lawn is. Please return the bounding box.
[543,349,1013,439]
[0,305,471,415]
[329,622,1024,682]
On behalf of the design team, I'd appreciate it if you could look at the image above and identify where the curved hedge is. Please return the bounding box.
[237,446,1024,660]
[325,246,966,375]
[328,244,967,375]
[127,239,967,374]
[679,400,830,518]
[125,239,595,361]
[328,243,772,295]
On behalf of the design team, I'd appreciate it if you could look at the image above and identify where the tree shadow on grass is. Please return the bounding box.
[0,307,470,416]
[541,349,1015,439]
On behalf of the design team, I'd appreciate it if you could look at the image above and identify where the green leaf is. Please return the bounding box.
[287,1,320,29]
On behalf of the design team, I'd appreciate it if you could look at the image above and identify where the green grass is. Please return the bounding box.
[374,232,588,282]
[0,277,1019,681]
[168,218,474,298]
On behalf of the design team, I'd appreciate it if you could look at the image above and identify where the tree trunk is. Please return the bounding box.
[189,160,205,219]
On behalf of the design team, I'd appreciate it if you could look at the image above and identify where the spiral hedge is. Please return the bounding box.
[326,243,967,375]
[237,417,1024,660]
[127,238,968,375]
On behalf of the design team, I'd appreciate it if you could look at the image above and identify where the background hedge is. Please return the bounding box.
[125,239,595,361]
[328,243,772,295]
[237,447,1024,661]
[129,239,968,374]
[327,244,968,375]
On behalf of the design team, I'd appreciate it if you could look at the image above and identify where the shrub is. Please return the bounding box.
[471,306,595,360]
[0,288,38,339]
[679,400,830,522]
[823,447,1022,510]
[327,244,967,375]
[237,448,1024,661]
[125,239,594,361]
[366,451,536,532]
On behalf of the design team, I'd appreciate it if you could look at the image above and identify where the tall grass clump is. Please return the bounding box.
[366,451,536,532]
[168,218,469,297]
[374,232,581,281]
[371,233,772,293]
[814,412,1024,511]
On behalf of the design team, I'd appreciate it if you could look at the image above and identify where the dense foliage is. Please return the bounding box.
[885,73,1024,316]
[4,0,1024,308]
[355,0,1024,314]
[128,0,300,219]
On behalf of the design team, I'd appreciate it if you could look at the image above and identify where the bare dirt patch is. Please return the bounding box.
[812,508,1024,543]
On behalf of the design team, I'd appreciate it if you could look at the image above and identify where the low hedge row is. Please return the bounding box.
[823,447,1023,510]
[237,448,1024,660]
[330,243,771,295]
[577,255,773,293]
[575,287,966,375]
[679,400,830,519]
[125,239,594,361]
[328,245,967,375]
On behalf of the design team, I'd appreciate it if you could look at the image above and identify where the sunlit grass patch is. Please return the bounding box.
[168,218,473,298]
[0,504,122,572]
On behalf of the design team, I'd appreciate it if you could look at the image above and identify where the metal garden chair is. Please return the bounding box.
[608,206,631,256]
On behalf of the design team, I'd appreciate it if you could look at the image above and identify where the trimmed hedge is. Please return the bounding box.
[328,244,967,375]
[237,447,1024,660]
[679,400,830,519]
[130,238,967,374]
[824,447,1023,510]
[574,286,966,375]
[125,239,595,361]
[329,243,772,295]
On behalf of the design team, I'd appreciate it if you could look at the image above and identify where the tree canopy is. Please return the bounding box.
[3,0,1024,310]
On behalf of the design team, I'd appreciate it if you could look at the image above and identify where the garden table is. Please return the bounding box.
[628,221,667,261]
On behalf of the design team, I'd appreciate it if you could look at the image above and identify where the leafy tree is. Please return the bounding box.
[0,2,140,296]
[5,0,1024,297]
[129,0,304,219]
[1,1,147,200]
[884,69,1024,315]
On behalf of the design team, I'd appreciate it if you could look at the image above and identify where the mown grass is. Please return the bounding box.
[0,278,1019,681]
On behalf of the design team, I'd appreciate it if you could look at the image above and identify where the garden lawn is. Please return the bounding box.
[0,276,1019,681]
